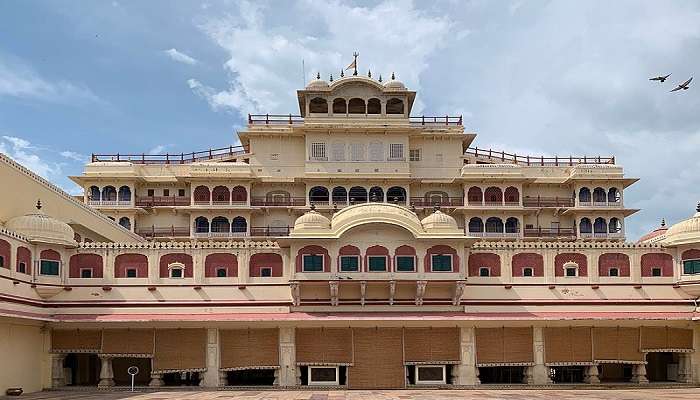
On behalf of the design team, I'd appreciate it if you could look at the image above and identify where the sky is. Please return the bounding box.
[1,0,699,240]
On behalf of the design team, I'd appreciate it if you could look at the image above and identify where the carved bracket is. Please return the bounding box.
[453,280,467,306]
[360,281,367,307]
[290,281,300,307]
[415,280,427,306]
[389,280,396,305]
[329,280,339,306]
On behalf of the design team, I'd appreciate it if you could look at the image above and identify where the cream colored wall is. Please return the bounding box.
[408,136,465,179]
[0,318,50,394]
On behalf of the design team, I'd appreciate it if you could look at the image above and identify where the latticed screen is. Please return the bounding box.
[409,149,421,161]
[310,142,327,160]
[350,143,365,161]
[431,255,452,272]
[389,143,404,160]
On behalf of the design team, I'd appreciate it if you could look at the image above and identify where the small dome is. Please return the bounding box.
[421,209,459,232]
[293,209,331,231]
[306,73,329,89]
[637,219,668,244]
[6,202,77,247]
[663,204,700,246]
[384,73,406,90]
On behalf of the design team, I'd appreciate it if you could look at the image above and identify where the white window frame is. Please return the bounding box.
[415,365,446,385]
[608,267,619,277]
[389,143,404,161]
[18,261,27,274]
[478,266,490,277]
[395,255,416,272]
[522,267,534,277]
[79,268,93,278]
[307,366,339,386]
[302,254,325,272]
[339,255,360,272]
[367,255,388,272]
[563,262,579,277]
[39,259,61,276]
[409,149,421,162]
[260,267,273,277]
[168,262,185,279]
[310,142,327,161]
[431,254,453,273]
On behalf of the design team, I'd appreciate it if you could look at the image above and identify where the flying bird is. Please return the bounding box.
[670,77,693,92]
[650,74,671,83]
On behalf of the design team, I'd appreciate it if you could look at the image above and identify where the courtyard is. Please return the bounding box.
[5,388,700,400]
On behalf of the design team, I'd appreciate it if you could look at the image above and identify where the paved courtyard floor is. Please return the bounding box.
[5,388,700,400]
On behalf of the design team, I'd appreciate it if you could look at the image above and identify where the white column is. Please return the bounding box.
[98,355,115,387]
[148,373,164,387]
[584,365,600,384]
[632,363,649,384]
[200,328,220,387]
[453,327,479,385]
[51,354,66,388]
[278,327,298,387]
[528,326,552,384]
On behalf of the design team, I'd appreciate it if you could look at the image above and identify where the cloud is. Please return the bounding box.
[147,144,172,154]
[60,150,88,162]
[163,48,198,65]
[0,54,101,104]
[190,0,451,117]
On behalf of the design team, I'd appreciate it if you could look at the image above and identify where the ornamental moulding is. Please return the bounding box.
[79,240,281,250]
[470,241,664,250]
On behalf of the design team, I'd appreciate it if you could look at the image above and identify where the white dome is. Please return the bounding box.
[663,204,700,246]
[384,76,406,90]
[306,77,329,89]
[421,209,459,232]
[293,209,331,231]
[6,205,77,247]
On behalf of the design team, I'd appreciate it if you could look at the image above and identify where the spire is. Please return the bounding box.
[36,199,42,210]
[661,218,666,227]
[378,74,383,83]
[310,202,316,211]
[329,73,333,82]
[352,51,359,76]
[316,72,320,79]
[391,72,395,80]
[697,202,700,212]
[367,69,372,78]
[340,69,344,78]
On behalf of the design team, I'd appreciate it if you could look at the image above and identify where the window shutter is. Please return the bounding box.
[310,142,327,160]
[350,143,365,161]
[368,141,384,161]
[331,142,345,161]
[389,143,404,160]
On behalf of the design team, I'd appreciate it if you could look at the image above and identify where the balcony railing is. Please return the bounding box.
[580,232,624,239]
[193,230,247,238]
[523,227,577,239]
[469,231,520,238]
[410,197,464,208]
[91,145,248,164]
[248,114,463,126]
[523,196,575,208]
[135,196,190,207]
[465,147,615,166]
[251,197,307,207]
[250,226,292,237]
[578,201,623,208]
[87,199,131,207]
[136,226,189,239]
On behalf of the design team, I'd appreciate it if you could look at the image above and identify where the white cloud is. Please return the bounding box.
[148,144,172,154]
[163,48,198,65]
[60,150,88,162]
[0,54,101,104]
[190,0,451,117]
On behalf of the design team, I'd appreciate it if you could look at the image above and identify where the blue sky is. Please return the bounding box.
[1,0,700,239]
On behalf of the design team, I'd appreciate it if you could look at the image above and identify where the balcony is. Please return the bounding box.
[251,197,306,207]
[135,196,190,207]
[247,114,462,126]
[523,227,577,239]
[410,197,464,208]
[580,232,624,239]
[193,230,247,239]
[464,147,615,166]
[577,201,623,208]
[136,226,189,239]
[87,200,131,208]
[469,231,520,239]
[523,196,575,208]
[91,145,248,164]
[250,226,292,237]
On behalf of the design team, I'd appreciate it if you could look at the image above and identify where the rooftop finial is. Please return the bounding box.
[310,202,316,211]
[36,199,42,210]
[433,204,441,212]
[391,72,395,80]
[329,73,333,82]
[340,69,344,78]
[352,51,359,76]
[697,202,700,212]
[661,218,666,227]
[368,69,372,78]
[378,74,383,83]
[316,72,320,80]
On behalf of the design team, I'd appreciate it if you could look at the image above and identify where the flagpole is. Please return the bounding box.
[302,59,306,86]
[352,52,358,76]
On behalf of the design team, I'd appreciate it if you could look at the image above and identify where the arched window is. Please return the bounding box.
[523,267,534,277]
[231,216,247,234]
[211,216,230,233]
[608,187,620,203]
[369,186,384,202]
[468,217,484,233]
[386,187,406,204]
[580,218,592,233]
[484,187,503,204]
[467,186,483,204]
[332,98,346,114]
[231,186,247,203]
[485,217,504,233]
[118,186,131,202]
[118,217,131,230]
[594,217,607,234]
[593,187,606,203]
[504,187,519,204]
[309,97,328,113]
[348,98,366,114]
[194,185,210,203]
[424,191,448,206]
[579,187,591,203]
[309,186,329,204]
[212,186,230,204]
[194,216,209,233]
[102,186,117,201]
[265,190,290,205]
[331,187,347,204]
[367,98,381,114]
[168,263,185,279]
[89,186,100,201]
[349,186,368,204]
[609,217,622,233]
[505,217,519,233]
[386,98,404,114]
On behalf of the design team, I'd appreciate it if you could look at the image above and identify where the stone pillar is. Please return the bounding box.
[218,370,228,387]
[277,327,297,387]
[51,354,66,388]
[529,326,552,384]
[631,363,649,384]
[200,328,220,387]
[677,353,692,383]
[453,327,479,385]
[148,373,164,387]
[98,355,115,387]
[584,365,600,384]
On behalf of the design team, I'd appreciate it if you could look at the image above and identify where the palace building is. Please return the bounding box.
[0,71,699,393]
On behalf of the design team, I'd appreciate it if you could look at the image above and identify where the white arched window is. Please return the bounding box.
[168,262,185,278]
[563,261,579,277]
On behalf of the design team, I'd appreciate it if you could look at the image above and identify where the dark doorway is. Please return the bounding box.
[647,352,679,382]
[478,366,525,384]
[64,354,100,386]
[112,357,152,386]
[599,363,633,382]
[226,369,276,386]
[162,371,200,386]
[549,366,585,383]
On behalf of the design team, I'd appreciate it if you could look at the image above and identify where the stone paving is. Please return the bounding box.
[4,388,700,400]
